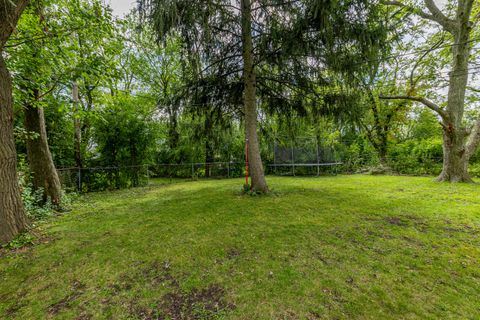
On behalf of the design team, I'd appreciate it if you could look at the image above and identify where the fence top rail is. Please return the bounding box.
[268,163,343,167]
[57,165,148,171]
[154,162,244,166]
[56,162,246,171]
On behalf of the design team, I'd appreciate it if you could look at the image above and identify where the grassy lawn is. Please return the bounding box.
[1,175,480,319]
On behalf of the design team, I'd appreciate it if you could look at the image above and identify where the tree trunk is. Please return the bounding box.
[0,0,30,244]
[204,111,214,178]
[0,56,28,243]
[205,139,214,178]
[437,126,471,182]
[72,82,82,167]
[436,1,473,182]
[241,0,268,192]
[167,105,180,161]
[130,138,139,187]
[24,94,63,204]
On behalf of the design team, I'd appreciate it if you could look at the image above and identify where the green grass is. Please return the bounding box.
[1,175,480,319]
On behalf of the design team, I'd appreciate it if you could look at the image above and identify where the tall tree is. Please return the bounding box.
[138,0,272,192]
[381,0,479,182]
[241,0,268,191]
[8,3,64,205]
[0,0,30,243]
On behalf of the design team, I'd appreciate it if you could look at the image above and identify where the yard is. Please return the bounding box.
[1,175,479,319]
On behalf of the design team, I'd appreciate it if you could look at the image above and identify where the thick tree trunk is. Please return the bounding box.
[0,56,28,243]
[24,96,63,204]
[241,0,268,192]
[0,0,30,244]
[437,127,471,182]
[436,2,473,182]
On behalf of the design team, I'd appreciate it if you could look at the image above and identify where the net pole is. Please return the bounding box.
[317,139,320,177]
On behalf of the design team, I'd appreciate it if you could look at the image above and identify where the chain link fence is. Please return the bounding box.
[56,157,446,193]
[57,162,247,193]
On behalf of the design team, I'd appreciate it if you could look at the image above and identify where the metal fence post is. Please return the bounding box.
[317,140,320,177]
[78,168,82,193]
[291,145,295,176]
[191,162,194,179]
[273,140,277,175]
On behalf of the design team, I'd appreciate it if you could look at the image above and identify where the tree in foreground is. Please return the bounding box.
[8,2,64,205]
[0,0,30,243]
[381,0,479,182]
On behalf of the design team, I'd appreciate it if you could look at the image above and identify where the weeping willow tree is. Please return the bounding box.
[138,0,387,192]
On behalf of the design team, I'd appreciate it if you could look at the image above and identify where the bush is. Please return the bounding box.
[387,138,443,175]
[468,163,480,178]
[19,178,55,220]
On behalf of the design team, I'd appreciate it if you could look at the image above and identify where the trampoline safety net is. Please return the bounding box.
[271,137,342,176]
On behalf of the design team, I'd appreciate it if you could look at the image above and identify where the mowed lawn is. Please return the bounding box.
[1,175,480,319]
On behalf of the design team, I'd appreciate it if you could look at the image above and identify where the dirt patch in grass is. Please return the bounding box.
[4,301,27,318]
[442,220,480,235]
[48,280,86,315]
[156,283,234,319]
[384,214,429,232]
[75,311,93,320]
[226,247,242,259]
[386,216,410,227]
[107,260,235,319]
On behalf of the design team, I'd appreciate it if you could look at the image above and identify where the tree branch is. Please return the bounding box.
[381,0,456,32]
[379,95,448,120]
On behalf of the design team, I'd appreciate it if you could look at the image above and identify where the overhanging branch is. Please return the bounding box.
[379,95,448,120]
[381,0,456,32]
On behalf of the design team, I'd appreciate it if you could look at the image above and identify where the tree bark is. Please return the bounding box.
[73,82,82,169]
[241,0,268,192]
[0,0,30,244]
[130,138,139,187]
[436,1,474,182]
[166,105,180,161]
[24,93,63,204]
[204,110,214,178]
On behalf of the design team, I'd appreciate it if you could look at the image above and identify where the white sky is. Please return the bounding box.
[108,0,136,17]
[107,0,449,17]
